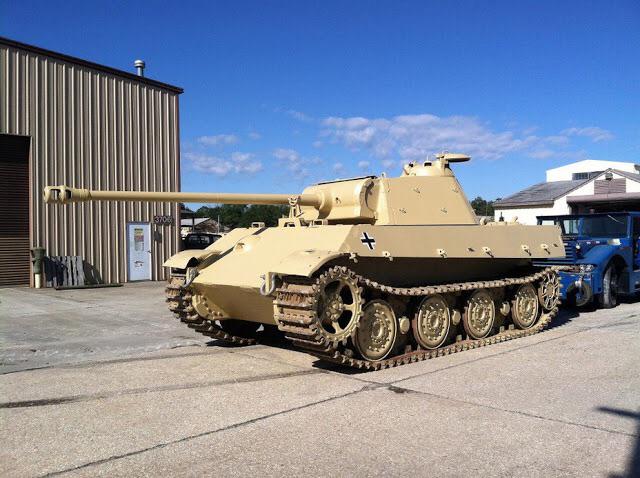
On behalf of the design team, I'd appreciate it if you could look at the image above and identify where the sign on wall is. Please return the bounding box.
[153,215,174,225]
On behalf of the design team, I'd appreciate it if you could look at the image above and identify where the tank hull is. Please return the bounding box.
[187,223,564,324]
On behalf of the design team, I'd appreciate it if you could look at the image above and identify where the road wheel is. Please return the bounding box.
[511,283,540,329]
[463,289,496,339]
[412,294,452,349]
[355,300,398,361]
[598,265,619,309]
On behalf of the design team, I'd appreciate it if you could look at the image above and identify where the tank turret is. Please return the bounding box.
[44,153,477,226]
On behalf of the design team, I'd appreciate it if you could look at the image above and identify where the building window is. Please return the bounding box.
[572,171,603,180]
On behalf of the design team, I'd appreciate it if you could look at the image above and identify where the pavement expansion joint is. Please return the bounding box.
[0,369,322,409]
[383,386,639,438]
[41,386,371,477]
[227,348,385,387]
[0,346,238,376]
[588,318,638,330]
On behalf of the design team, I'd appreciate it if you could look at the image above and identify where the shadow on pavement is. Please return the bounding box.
[204,327,296,350]
[618,294,640,305]
[202,309,581,375]
[549,306,578,330]
[598,406,640,478]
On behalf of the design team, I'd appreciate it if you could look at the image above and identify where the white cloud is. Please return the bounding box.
[185,151,262,176]
[248,132,262,140]
[561,126,614,142]
[322,114,541,161]
[333,162,344,172]
[273,148,301,164]
[197,134,239,146]
[545,135,570,145]
[274,107,314,123]
[286,109,313,122]
[357,160,370,170]
[528,149,556,159]
[527,148,589,161]
[273,148,322,179]
[321,114,610,162]
[273,148,306,178]
[312,140,324,148]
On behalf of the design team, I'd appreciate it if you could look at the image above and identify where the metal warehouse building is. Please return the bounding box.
[0,37,183,287]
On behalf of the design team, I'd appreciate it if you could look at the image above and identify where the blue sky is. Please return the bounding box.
[3,0,639,203]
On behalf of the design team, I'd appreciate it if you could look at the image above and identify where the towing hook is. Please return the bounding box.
[184,267,199,288]
[260,273,279,296]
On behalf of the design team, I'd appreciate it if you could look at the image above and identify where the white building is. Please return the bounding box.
[494,160,640,225]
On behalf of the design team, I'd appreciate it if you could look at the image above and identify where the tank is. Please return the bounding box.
[44,153,565,369]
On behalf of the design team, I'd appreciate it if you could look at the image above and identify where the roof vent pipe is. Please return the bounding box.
[134,59,145,77]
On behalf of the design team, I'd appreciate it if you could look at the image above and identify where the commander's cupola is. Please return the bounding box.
[401,153,471,178]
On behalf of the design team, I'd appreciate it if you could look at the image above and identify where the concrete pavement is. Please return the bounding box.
[1,282,638,477]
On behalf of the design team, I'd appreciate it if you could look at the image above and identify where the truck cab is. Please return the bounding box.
[536,212,640,308]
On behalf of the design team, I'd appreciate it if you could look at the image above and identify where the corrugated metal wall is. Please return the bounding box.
[0,42,181,284]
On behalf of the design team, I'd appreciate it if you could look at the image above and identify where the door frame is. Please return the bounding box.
[126,222,152,281]
[0,133,32,287]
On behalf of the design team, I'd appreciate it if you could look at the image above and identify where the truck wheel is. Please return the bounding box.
[598,265,619,309]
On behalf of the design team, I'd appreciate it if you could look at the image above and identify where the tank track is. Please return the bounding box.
[273,266,562,370]
[165,267,561,370]
[165,277,257,346]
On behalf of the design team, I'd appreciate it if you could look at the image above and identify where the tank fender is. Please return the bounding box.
[271,250,346,277]
[163,249,217,269]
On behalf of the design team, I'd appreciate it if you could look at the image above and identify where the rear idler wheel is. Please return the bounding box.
[412,294,452,349]
[538,271,561,311]
[463,289,496,339]
[354,300,399,361]
[511,283,540,329]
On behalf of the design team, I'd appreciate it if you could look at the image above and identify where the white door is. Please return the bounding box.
[127,223,152,281]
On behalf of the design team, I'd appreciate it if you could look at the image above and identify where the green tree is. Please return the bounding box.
[241,204,288,227]
[470,196,498,217]
[196,204,288,229]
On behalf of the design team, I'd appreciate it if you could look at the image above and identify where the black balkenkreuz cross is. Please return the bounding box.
[360,232,376,250]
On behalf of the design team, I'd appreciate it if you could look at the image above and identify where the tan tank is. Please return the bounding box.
[44,153,564,369]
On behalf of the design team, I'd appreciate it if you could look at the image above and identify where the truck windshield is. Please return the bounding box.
[580,215,628,238]
[561,219,580,236]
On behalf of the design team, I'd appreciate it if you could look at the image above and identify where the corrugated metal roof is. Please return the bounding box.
[495,168,640,209]
[495,179,589,207]
[0,36,183,94]
[611,169,640,182]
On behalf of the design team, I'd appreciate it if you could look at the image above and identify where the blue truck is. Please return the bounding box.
[536,212,640,308]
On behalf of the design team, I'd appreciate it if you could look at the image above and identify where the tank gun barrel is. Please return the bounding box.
[43,185,323,208]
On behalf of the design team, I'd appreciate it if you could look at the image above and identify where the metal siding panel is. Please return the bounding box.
[1,47,6,130]
[1,43,181,285]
